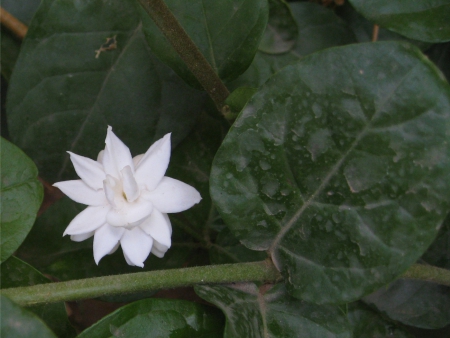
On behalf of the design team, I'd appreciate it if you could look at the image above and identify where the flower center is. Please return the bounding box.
[103,164,141,210]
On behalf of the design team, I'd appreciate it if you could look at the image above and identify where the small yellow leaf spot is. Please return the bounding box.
[95,35,117,59]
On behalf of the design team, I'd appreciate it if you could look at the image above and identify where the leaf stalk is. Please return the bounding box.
[137,0,230,111]
[400,263,450,287]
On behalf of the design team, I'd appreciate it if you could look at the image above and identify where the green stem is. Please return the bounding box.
[401,263,450,287]
[137,0,230,111]
[2,262,448,307]
[1,261,281,306]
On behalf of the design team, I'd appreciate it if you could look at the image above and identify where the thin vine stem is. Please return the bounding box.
[0,7,28,39]
[137,0,230,111]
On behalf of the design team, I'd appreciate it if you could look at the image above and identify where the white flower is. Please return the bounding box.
[53,126,201,267]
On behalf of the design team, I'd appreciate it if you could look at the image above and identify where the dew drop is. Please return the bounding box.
[259,160,271,171]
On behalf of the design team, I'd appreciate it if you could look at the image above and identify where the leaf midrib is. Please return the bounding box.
[269,58,419,268]
[56,23,143,181]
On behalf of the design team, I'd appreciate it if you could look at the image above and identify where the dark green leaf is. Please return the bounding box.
[1,137,43,263]
[209,228,267,264]
[1,256,76,337]
[259,0,298,54]
[167,112,226,236]
[228,52,298,90]
[404,325,450,338]
[7,0,204,183]
[336,2,431,50]
[230,2,356,89]
[347,302,413,337]
[1,255,48,287]
[421,213,450,269]
[77,298,224,338]
[0,295,57,338]
[348,0,450,43]
[195,283,352,337]
[364,278,450,329]
[223,87,258,120]
[210,42,450,304]
[1,32,22,82]
[138,0,269,88]
[290,2,356,57]
[426,42,450,83]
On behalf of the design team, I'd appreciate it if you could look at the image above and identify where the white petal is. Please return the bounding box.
[132,154,144,167]
[53,180,107,206]
[97,150,105,164]
[101,145,117,178]
[139,209,172,248]
[121,166,139,202]
[134,133,171,191]
[151,245,167,258]
[109,242,120,255]
[123,252,134,266]
[70,231,94,242]
[151,240,169,257]
[103,126,134,177]
[106,198,153,226]
[93,224,125,264]
[120,227,153,267]
[103,175,125,209]
[142,177,201,213]
[63,206,109,235]
[68,152,105,190]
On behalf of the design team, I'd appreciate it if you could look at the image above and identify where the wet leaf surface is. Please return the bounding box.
[211,42,450,304]
[195,283,351,338]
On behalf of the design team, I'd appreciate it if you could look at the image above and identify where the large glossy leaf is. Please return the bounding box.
[1,295,57,338]
[195,283,351,338]
[347,302,413,337]
[138,0,269,88]
[361,214,450,329]
[229,2,356,89]
[348,0,450,43]
[364,278,450,329]
[1,138,43,263]
[1,256,75,337]
[77,298,224,338]
[259,0,298,54]
[6,0,204,183]
[210,42,450,304]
